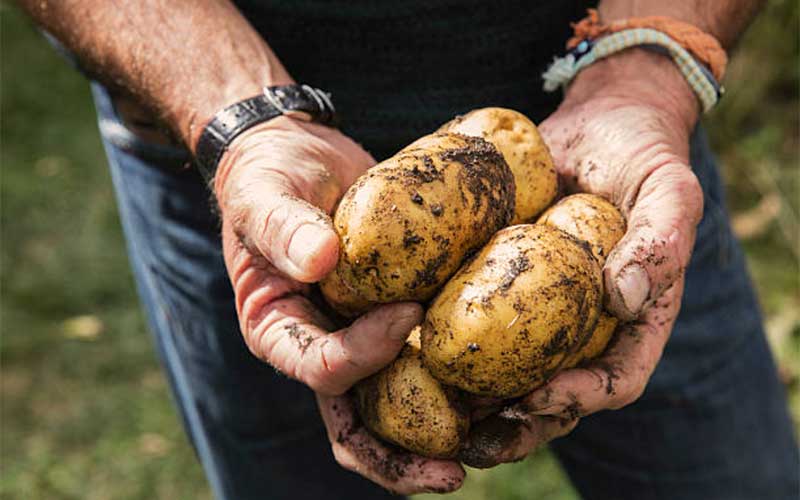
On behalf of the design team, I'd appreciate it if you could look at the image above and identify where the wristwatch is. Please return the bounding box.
[194,84,338,184]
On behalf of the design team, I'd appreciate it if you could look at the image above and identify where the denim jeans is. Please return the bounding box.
[91,83,798,500]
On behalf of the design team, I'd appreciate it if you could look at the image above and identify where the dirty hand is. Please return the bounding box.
[215,116,464,493]
[460,49,704,467]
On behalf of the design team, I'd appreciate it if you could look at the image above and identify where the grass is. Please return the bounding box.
[1,1,797,499]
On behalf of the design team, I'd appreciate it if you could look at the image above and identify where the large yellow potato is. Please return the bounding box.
[538,194,627,365]
[421,224,603,398]
[354,327,469,458]
[320,132,515,317]
[440,107,558,224]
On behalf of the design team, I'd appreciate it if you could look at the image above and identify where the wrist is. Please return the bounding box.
[197,83,339,197]
[212,117,323,207]
[167,34,295,151]
[182,74,295,153]
[189,84,290,149]
[564,48,699,134]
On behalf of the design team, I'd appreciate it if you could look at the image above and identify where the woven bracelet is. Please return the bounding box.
[543,28,724,113]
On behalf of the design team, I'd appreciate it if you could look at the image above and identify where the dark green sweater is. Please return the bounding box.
[234,1,591,159]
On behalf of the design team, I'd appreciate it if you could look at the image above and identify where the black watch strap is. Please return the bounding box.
[194,84,337,184]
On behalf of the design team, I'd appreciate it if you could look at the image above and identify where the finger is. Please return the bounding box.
[272,300,424,395]
[223,222,424,395]
[318,393,465,495]
[604,162,702,320]
[247,293,423,396]
[459,406,578,469]
[522,275,685,419]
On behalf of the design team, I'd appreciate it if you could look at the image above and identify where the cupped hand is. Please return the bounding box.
[215,117,464,493]
[460,50,704,468]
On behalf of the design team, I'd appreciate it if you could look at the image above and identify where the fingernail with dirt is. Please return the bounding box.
[288,223,331,271]
[615,264,649,318]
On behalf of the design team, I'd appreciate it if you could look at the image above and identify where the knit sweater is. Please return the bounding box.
[234,1,592,160]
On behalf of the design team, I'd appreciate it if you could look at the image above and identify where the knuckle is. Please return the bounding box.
[242,323,265,360]
[255,317,319,384]
[627,384,647,405]
[506,447,531,464]
[250,203,282,252]
[314,339,350,396]
[303,372,326,394]
[613,380,646,409]
[672,168,704,226]
[552,418,579,439]
[298,358,330,394]
[681,167,704,200]
[308,375,346,397]
[244,318,273,363]
[564,417,581,433]
[244,303,287,360]
[331,445,357,472]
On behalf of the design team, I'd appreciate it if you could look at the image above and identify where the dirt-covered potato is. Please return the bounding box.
[354,327,469,458]
[537,193,626,265]
[539,193,627,365]
[439,107,558,224]
[320,132,515,317]
[564,312,618,368]
[316,262,374,319]
[421,224,603,398]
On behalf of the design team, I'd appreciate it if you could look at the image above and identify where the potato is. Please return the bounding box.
[440,107,558,224]
[317,262,374,319]
[538,194,627,365]
[564,312,618,368]
[537,193,625,265]
[320,132,515,317]
[354,327,469,458]
[421,224,603,398]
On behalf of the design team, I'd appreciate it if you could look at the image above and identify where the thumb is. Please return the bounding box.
[234,180,340,283]
[213,123,351,283]
[604,161,703,320]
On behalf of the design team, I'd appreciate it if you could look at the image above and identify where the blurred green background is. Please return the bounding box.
[1,1,797,499]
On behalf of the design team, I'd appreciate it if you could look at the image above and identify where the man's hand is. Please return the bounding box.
[460,49,704,468]
[216,117,465,493]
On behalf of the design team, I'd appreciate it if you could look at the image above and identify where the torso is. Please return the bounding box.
[234,1,591,158]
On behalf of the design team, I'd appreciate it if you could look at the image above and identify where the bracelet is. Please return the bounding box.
[542,9,728,113]
[568,9,727,81]
[543,28,724,112]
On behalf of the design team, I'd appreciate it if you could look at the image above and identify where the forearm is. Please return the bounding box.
[19,0,292,148]
[599,0,766,49]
